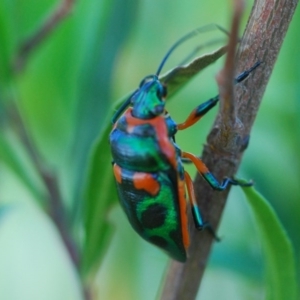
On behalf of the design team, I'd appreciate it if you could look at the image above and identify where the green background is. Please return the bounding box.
[0,0,299,299]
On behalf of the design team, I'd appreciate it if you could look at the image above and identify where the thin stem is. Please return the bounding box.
[8,102,80,268]
[216,0,244,127]
[14,0,75,71]
[10,0,78,263]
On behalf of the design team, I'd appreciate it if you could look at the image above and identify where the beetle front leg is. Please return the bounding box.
[177,62,261,131]
[184,171,220,240]
[182,151,253,190]
[177,95,219,130]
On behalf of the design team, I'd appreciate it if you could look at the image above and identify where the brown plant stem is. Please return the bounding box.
[8,103,80,268]
[14,0,75,71]
[160,0,299,299]
[12,0,78,264]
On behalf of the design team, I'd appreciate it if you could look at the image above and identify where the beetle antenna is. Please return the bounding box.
[155,24,228,76]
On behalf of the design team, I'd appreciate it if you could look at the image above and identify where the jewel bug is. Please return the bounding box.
[109,27,260,262]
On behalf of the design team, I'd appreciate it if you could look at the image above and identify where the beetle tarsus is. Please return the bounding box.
[201,222,221,242]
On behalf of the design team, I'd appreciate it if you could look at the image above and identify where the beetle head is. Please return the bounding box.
[131,75,167,119]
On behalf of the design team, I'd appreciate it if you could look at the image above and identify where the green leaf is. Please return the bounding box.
[81,120,117,277]
[241,186,298,300]
[69,0,140,217]
[160,45,227,96]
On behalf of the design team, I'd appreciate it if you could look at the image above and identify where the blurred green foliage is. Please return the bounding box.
[0,0,299,299]
[242,186,297,300]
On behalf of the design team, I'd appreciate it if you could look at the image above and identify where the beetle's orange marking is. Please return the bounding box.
[133,172,160,196]
[124,108,177,169]
[155,118,177,169]
[113,164,122,184]
[177,178,190,249]
[184,171,197,207]
[182,151,209,174]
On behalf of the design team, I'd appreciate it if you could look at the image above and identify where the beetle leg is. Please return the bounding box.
[184,171,220,241]
[182,151,253,190]
[177,62,261,131]
[177,95,219,130]
[181,156,201,164]
[234,61,261,84]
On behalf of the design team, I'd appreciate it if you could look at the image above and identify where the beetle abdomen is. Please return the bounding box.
[113,163,188,262]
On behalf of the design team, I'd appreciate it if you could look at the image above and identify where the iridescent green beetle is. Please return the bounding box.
[109,28,259,262]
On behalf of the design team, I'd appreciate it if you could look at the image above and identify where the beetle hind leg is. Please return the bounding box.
[184,171,220,241]
[182,151,253,190]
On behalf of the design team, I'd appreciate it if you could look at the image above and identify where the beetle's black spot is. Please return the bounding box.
[169,229,184,248]
[148,235,168,248]
[141,203,167,229]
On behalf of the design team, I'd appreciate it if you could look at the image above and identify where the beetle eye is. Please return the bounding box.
[161,85,167,98]
[157,85,167,99]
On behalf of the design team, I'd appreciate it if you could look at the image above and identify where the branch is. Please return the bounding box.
[8,103,80,268]
[14,0,75,71]
[160,0,299,299]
